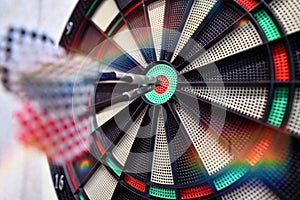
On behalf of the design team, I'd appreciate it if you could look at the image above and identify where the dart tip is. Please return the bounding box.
[154,78,162,87]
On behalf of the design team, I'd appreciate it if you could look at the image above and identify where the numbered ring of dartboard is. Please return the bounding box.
[50,0,300,200]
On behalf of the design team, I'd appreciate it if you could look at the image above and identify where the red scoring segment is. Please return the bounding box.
[155,75,169,94]
[94,135,105,155]
[124,0,142,16]
[235,0,257,11]
[272,43,290,81]
[245,128,273,166]
[124,175,146,192]
[66,162,79,190]
[180,184,213,199]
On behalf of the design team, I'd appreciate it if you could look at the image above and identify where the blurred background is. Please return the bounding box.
[0,1,77,199]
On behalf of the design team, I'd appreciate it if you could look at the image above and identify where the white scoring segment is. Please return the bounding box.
[150,108,174,185]
[84,165,118,200]
[172,0,218,62]
[174,103,233,175]
[148,0,166,61]
[181,21,262,74]
[112,24,148,67]
[269,0,300,35]
[181,86,269,120]
[112,108,147,166]
[91,0,119,31]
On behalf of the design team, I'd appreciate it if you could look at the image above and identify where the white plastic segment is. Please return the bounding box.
[171,0,218,62]
[269,0,300,35]
[148,0,166,61]
[112,24,148,67]
[96,101,130,126]
[112,108,147,166]
[91,0,119,31]
[174,103,233,175]
[84,165,118,200]
[287,88,300,136]
[221,179,280,200]
[181,86,269,120]
[180,21,263,73]
[150,108,174,185]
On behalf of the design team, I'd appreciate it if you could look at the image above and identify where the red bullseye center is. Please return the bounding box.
[155,75,169,94]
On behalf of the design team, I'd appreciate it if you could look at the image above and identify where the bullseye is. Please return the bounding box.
[144,63,177,105]
[155,75,169,94]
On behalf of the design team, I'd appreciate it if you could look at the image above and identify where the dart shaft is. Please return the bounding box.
[96,72,157,85]
[78,85,154,118]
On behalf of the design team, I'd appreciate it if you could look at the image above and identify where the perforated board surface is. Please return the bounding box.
[41,0,300,199]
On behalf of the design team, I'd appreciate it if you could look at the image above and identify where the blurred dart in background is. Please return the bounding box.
[0,27,156,163]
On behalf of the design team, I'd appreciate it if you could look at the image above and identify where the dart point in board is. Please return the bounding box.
[143,63,177,105]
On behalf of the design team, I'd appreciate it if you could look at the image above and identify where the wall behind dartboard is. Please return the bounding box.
[0,1,76,199]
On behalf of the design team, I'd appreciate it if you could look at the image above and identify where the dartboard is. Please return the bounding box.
[49,0,300,199]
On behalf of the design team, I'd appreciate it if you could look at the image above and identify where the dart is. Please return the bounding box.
[96,71,157,85]
[78,84,155,118]
[78,72,158,118]
[0,27,95,164]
